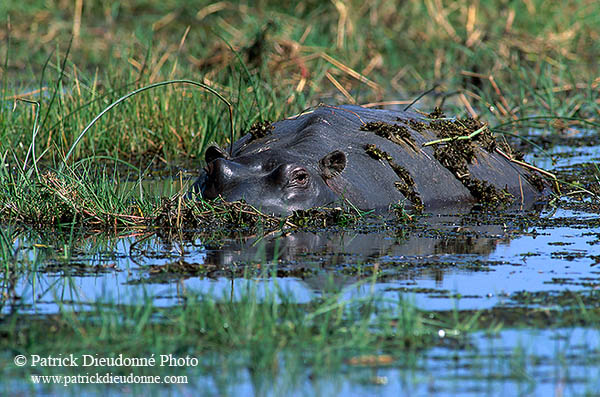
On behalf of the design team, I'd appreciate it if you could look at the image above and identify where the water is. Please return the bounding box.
[5,327,599,396]
[2,139,600,396]
[6,206,599,314]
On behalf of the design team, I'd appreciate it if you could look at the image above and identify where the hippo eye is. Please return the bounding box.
[290,168,310,187]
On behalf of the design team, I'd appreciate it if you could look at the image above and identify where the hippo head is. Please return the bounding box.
[197,143,347,215]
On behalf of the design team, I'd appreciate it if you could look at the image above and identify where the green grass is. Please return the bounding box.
[0,1,597,229]
[1,0,599,163]
[0,275,441,377]
[0,152,373,229]
[3,267,600,393]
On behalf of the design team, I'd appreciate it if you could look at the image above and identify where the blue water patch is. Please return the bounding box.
[3,208,599,315]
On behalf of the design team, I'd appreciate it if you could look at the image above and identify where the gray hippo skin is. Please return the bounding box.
[194,105,546,215]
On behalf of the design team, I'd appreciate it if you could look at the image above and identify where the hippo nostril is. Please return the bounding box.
[205,161,214,177]
[201,158,238,200]
[204,145,229,164]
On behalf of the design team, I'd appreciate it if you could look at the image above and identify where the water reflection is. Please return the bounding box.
[5,206,590,315]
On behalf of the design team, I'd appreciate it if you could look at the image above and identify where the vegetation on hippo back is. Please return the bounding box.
[0,101,555,230]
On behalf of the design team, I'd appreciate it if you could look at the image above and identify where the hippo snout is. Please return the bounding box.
[202,158,233,200]
[201,157,258,202]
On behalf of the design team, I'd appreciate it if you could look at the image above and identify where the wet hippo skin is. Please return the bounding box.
[193,105,546,215]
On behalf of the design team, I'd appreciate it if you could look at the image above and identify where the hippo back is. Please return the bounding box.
[197,105,547,214]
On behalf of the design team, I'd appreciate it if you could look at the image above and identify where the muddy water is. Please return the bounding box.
[2,138,600,396]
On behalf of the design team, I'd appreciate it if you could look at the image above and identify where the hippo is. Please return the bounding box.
[193,105,548,215]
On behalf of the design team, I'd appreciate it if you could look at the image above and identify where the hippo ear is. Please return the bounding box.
[319,150,346,179]
[205,145,229,163]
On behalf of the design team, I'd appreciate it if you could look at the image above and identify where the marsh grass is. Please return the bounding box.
[3,270,600,393]
[1,276,444,375]
[0,152,372,231]
[0,1,598,227]
[2,0,599,161]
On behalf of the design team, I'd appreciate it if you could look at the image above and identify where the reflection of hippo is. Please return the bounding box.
[199,213,515,292]
[195,105,546,215]
[203,214,508,269]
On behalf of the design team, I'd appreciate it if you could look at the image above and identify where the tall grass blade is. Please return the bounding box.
[61,79,234,169]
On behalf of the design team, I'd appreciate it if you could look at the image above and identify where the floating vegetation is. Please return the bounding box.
[2,1,600,395]
[0,167,377,232]
[288,205,367,229]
